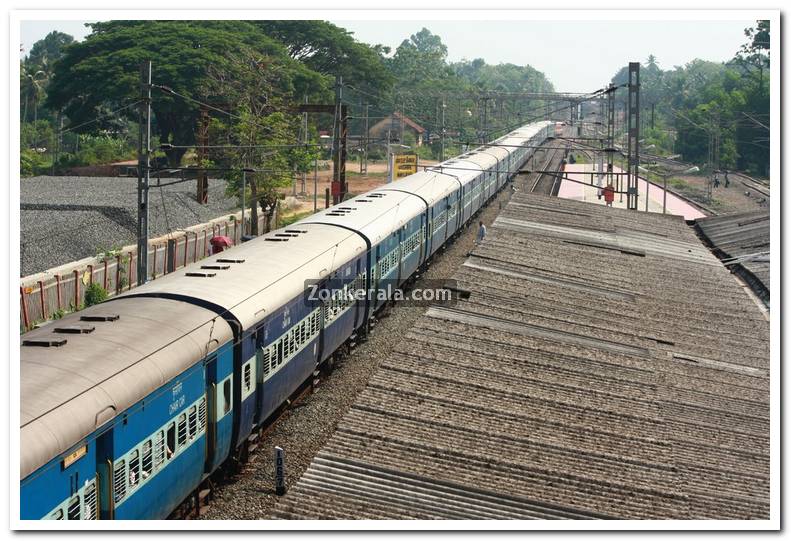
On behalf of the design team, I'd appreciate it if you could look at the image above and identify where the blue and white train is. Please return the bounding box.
[20,121,551,520]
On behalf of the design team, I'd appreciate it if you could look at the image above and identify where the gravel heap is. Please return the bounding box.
[20,176,239,276]
[198,179,522,520]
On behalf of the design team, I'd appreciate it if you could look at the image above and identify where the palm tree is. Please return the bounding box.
[21,65,48,123]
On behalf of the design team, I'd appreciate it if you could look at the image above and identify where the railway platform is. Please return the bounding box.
[558,164,707,220]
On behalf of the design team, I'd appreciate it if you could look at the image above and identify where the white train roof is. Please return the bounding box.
[378,170,461,207]
[298,190,427,245]
[115,223,366,330]
[21,297,233,479]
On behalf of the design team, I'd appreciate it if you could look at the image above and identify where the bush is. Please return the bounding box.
[84,283,109,307]
[58,134,135,167]
[20,148,50,176]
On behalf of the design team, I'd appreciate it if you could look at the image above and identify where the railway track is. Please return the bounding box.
[526,139,569,195]
[733,172,770,198]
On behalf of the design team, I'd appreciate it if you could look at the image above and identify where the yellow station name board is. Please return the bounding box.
[394,154,418,179]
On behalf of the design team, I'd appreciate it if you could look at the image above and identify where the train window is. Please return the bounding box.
[141,440,153,479]
[67,495,80,520]
[166,423,176,459]
[188,406,198,440]
[128,450,140,487]
[83,480,97,520]
[223,380,231,414]
[177,414,187,448]
[198,398,207,431]
[243,364,252,393]
[50,509,64,520]
[261,347,270,376]
[277,340,284,365]
[154,431,165,469]
[113,460,126,503]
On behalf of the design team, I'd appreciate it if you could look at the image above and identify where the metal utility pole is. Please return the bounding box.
[626,62,640,210]
[651,103,655,130]
[362,103,369,174]
[331,76,348,204]
[606,83,615,194]
[196,106,210,204]
[399,98,405,143]
[386,128,393,183]
[137,60,152,286]
[440,99,446,162]
[478,96,490,144]
[241,168,247,236]
[301,95,308,194]
[313,153,318,212]
[707,111,720,202]
[52,113,63,176]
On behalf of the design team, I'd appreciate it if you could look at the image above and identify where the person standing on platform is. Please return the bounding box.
[603,182,615,207]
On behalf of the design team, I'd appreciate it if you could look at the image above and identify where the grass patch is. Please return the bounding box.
[279,210,312,228]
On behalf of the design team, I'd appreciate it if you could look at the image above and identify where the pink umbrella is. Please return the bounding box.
[209,235,233,254]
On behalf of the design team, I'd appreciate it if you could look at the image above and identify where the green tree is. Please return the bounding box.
[609,22,770,177]
[203,49,301,234]
[20,64,48,123]
[46,20,326,166]
[389,28,452,87]
[26,30,75,70]
[254,20,393,93]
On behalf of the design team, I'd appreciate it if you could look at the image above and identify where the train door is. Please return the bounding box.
[352,256,364,329]
[95,427,114,519]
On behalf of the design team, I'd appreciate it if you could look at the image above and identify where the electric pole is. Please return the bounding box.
[607,83,615,193]
[626,62,641,211]
[362,103,369,174]
[300,95,307,195]
[440,98,446,162]
[137,60,152,286]
[331,75,346,204]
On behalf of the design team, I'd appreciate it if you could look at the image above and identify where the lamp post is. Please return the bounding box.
[640,164,699,214]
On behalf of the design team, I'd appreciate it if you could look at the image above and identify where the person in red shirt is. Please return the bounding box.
[603,183,615,207]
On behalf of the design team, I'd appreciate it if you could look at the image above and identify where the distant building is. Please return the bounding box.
[368,112,425,147]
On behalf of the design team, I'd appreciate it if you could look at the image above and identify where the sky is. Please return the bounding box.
[20,18,755,92]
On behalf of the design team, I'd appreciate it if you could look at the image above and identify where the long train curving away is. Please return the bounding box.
[20,121,552,520]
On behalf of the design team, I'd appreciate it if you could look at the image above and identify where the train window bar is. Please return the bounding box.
[67,495,81,520]
[188,406,198,440]
[141,441,153,480]
[243,365,252,393]
[128,450,140,488]
[198,398,207,431]
[83,480,97,520]
[113,460,126,503]
[154,431,165,469]
[177,414,188,448]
